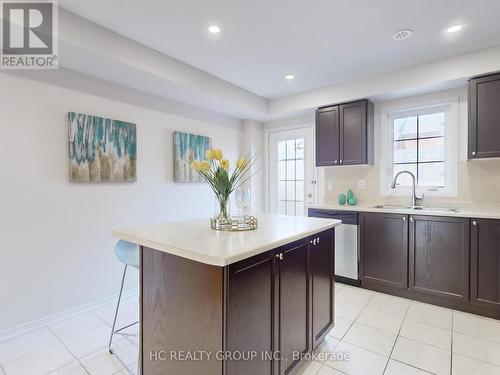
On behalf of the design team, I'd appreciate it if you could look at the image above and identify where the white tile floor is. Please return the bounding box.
[2,285,500,375]
[0,296,139,375]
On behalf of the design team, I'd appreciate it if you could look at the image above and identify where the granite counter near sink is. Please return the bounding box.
[307,203,500,220]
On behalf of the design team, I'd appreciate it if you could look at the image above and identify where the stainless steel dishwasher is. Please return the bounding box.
[308,209,359,285]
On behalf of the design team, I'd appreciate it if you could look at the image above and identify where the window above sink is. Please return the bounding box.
[379,96,459,198]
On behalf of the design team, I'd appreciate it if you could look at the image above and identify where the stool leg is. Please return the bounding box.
[109,264,128,353]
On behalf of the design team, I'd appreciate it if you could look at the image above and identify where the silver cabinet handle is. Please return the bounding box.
[472,151,477,156]
[340,160,343,164]
[472,220,477,226]
[410,217,414,222]
[334,160,338,164]
[402,217,406,221]
[276,253,283,260]
[317,237,320,243]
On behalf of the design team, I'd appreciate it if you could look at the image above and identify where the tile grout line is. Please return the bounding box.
[381,301,410,375]
[45,325,91,375]
[450,311,454,375]
[321,289,374,373]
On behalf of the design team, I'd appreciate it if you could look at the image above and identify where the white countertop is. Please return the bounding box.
[308,203,500,220]
[112,214,341,267]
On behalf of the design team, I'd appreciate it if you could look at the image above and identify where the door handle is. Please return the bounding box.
[276,253,284,260]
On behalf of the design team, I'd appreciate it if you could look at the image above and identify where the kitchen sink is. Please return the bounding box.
[372,205,459,213]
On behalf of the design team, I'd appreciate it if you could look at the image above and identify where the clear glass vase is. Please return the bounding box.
[211,194,231,229]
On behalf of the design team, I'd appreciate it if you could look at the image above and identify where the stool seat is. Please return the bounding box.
[115,240,139,269]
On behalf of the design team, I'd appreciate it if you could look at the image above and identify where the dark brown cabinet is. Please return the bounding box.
[225,230,335,375]
[469,73,500,159]
[315,99,373,167]
[359,213,409,296]
[316,106,340,166]
[311,230,334,349]
[409,215,470,308]
[226,251,276,375]
[278,240,310,375]
[358,212,500,320]
[470,219,500,318]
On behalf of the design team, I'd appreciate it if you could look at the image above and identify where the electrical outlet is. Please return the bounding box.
[327,181,334,191]
[358,180,366,190]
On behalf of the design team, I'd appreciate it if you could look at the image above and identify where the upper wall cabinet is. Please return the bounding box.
[469,73,500,159]
[315,99,373,166]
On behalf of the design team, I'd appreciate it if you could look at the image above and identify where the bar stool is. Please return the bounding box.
[108,240,140,354]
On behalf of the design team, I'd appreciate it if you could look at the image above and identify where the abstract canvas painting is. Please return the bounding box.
[173,131,211,182]
[68,112,137,183]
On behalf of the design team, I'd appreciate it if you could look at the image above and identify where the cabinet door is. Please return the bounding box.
[278,240,310,375]
[469,74,500,158]
[471,219,500,313]
[359,213,409,295]
[226,252,276,375]
[340,100,367,165]
[310,229,335,349]
[409,216,469,307]
[316,106,340,166]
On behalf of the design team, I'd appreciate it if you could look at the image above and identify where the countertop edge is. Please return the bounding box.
[112,220,341,267]
[307,205,500,220]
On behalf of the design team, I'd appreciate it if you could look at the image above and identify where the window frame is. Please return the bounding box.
[380,96,459,197]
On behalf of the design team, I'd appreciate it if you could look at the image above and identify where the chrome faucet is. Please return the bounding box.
[391,170,424,207]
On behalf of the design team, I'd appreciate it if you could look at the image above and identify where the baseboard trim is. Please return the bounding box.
[335,275,361,287]
[0,288,138,342]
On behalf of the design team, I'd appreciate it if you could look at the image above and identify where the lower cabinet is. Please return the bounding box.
[409,215,470,308]
[278,240,310,375]
[225,229,335,375]
[359,213,409,295]
[311,229,335,349]
[226,251,275,375]
[359,212,500,319]
[470,219,500,318]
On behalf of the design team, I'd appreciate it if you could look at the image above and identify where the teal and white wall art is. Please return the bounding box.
[173,131,211,182]
[68,112,137,183]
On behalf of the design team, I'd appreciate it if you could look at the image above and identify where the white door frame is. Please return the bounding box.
[265,123,319,214]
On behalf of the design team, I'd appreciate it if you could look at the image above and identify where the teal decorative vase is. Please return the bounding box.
[338,194,347,205]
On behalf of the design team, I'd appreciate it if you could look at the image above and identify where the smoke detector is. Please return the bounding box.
[393,29,413,41]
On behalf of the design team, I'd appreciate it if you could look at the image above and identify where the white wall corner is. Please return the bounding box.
[241,120,265,213]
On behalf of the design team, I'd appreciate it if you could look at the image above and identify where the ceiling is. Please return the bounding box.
[60,0,500,99]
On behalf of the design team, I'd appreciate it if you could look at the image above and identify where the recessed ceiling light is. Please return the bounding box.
[285,74,295,80]
[208,25,221,34]
[447,24,463,33]
[393,29,413,40]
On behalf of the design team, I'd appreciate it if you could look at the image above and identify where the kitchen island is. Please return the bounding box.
[112,214,340,375]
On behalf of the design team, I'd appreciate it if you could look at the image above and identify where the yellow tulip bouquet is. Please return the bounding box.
[191,148,257,223]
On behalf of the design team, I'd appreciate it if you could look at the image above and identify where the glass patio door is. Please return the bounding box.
[269,127,316,216]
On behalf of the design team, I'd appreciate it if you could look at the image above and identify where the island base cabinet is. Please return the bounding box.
[140,229,335,375]
[278,241,310,375]
[141,247,224,375]
[311,229,334,349]
[409,216,470,309]
[471,219,500,319]
[226,251,276,375]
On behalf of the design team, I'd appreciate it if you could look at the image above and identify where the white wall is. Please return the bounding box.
[0,71,243,332]
[241,120,265,213]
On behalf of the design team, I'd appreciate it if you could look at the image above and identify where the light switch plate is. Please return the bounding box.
[327,181,334,191]
[358,180,366,190]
